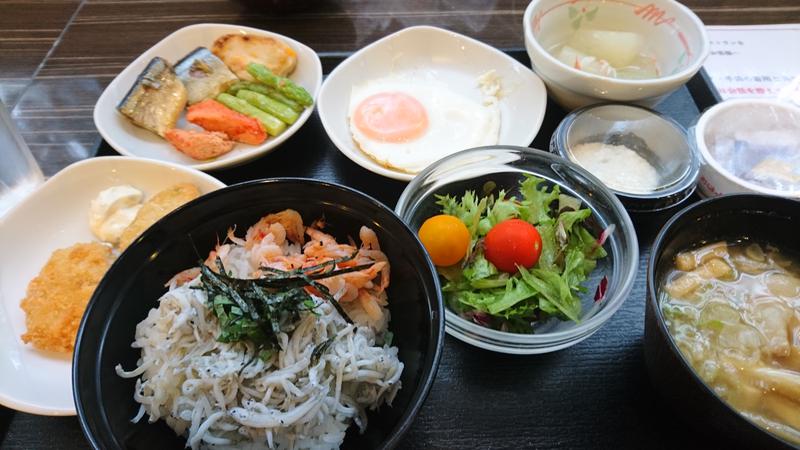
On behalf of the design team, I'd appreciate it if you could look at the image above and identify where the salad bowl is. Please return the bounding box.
[395,146,638,354]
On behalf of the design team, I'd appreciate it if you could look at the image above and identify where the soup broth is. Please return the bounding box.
[548,29,660,80]
[660,241,800,444]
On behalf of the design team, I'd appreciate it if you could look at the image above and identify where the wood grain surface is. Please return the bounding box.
[1,1,799,449]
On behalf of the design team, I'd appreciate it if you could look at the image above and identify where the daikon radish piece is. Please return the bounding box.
[556,45,614,77]
[568,29,644,68]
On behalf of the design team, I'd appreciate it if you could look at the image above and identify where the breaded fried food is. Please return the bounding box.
[21,242,113,353]
[117,183,200,250]
[212,33,297,80]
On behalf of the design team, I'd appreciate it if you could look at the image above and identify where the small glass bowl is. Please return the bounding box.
[550,103,698,212]
[395,146,639,354]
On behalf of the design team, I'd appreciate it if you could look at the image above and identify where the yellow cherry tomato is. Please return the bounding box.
[418,214,470,267]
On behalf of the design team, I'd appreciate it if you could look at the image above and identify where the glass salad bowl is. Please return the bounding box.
[395,146,638,354]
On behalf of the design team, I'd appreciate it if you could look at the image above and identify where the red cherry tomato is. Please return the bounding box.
[484,219,542,273]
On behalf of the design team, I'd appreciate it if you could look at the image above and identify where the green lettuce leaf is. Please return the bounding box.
[436,191,487,239]
[535,220,558,271]
[478,190,521,235]
[518,175,560,225]
[486,277,539,314]
[447,289,503,312]
[516,266,581,322]
[558,208,591,235]
[463,253,497,280]
[434,173,608,329]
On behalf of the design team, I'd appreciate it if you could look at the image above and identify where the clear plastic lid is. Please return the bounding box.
[551,103,698,212]
[702,101,800,193]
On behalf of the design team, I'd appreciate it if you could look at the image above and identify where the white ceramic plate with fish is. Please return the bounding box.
[317,26,548,181]
[94,23,322,171]
[0,157,225,415]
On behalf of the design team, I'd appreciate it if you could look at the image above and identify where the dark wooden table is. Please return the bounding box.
[2,1,799,449]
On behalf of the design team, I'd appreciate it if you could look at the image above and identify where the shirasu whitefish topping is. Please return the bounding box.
[116,210,403,450]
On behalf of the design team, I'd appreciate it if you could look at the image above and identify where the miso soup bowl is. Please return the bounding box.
[645,194,800,450]
[523,0,709,110]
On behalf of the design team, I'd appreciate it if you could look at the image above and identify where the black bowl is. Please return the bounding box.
[73,178,444,449]
[645,194,800,450]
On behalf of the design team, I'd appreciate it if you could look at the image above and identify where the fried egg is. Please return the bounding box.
[348,74,501,174]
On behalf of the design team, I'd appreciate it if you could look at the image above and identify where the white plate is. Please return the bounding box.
[0,157,225,415]
[94,23,322,171]
[317,26,548,181]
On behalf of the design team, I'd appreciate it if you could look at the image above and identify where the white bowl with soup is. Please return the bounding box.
[694,99,800,198]
[523,0,709,110]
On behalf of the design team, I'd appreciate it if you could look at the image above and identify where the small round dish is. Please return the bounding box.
[73,179,444,449]
[395,146,638,354]
[645,194,800,450]
[94,23,322,171]
[0,156,225,416]
[693,98,800,198]
[523,0,709,110]
[318,26,548,181]
[551,103,698,213]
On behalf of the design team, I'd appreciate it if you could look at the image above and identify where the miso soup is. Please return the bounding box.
[660,241,800,444]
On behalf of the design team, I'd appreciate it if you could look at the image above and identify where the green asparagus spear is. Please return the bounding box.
[216,93,286,136]
[237,89,299,125]
[228,81,304,113]
[246,63,313,107]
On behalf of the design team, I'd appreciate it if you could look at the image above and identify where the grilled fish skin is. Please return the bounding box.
[117,56,187,137]
[175,47,239,105]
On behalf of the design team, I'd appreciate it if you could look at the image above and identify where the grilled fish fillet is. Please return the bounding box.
[175,47,239,105]
[117,56,188,137]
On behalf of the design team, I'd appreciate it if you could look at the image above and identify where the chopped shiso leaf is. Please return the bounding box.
[434,174,609,333]
[199,252,371,357]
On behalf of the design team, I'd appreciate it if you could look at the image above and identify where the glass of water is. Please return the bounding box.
[0,101,43,217]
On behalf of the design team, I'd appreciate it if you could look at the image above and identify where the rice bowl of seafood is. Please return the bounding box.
[73,179,443,450]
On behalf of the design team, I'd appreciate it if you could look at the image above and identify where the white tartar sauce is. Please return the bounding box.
[570,142,661,193]
[89,185,143,244]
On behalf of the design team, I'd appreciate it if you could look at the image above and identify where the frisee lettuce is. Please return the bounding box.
[434,174,608,333]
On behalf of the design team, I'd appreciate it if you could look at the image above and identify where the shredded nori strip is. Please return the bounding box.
[199,251,370,359]
[311,337,335,364]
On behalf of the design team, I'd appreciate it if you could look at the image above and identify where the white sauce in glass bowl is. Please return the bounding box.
[570,142,660,194]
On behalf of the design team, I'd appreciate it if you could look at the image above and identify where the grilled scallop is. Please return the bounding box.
[212,33,297,80]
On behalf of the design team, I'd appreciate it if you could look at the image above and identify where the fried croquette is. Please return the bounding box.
[20,242,114,353]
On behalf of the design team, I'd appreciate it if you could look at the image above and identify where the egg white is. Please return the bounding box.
[348,76,500,174]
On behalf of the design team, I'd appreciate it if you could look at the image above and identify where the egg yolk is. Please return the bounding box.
[352,92,428,143]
